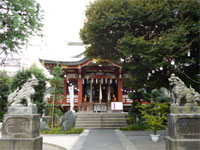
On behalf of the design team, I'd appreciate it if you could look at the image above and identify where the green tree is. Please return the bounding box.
[151,89,170,103]
[49,65,63,128]
[0,71,11,121]
[10,64,46,114]
[0,0,43,55]
[128,89,151,122]
[137,102,168,135]
[80,0,200,91]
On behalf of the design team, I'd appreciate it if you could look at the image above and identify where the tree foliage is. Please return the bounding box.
[128,88,170,121]
[0,0,43,54]
[0,71,11,121]
[80,0,200,91]
[137,102,168,135]
[129,89,151,101]
[50,65,64,102]
[151,89,170,103]
[49,65,63,128]
[10,64,46,114]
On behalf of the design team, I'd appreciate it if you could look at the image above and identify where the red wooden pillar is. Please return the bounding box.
[117,79,123,102]
[78,78,83,111]
[63,77,67,103]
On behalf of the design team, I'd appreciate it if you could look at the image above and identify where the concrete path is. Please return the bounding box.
[42,133,80,150]
[123,130,167,150]
[70,129,136,150]
[1,129,167,150]
[42,129,137,150]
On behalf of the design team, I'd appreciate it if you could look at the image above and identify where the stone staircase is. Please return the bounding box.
[75,112,127,129]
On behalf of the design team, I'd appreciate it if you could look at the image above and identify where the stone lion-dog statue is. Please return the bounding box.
[168,73,200,106]
[8,74,39,107]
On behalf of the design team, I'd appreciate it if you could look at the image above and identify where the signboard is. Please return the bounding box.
[111,102,123,111]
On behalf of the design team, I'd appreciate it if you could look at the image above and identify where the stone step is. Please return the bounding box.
[102,118,126,121]
[103,123,127,126]
[76,117,101,121]
[76,121,101,124]
[75,113,127,129]
[75,124,101,128]
[101,127,125,129]
[102,121,127,124]
[76,115,101,118]
[76,117,127,120]
[102,115,126,118]
[76,121,126,125]
[77,115,126,119]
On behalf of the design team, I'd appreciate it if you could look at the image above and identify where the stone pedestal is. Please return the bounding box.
[0,107,43,150]
[165,106,200,150]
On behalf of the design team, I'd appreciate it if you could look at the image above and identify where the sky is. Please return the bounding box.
[23,0,94,62]
[0,0,94,75]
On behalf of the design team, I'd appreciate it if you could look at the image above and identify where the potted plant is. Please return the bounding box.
[137,102,168,142]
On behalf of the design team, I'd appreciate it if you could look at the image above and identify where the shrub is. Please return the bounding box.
[128,89,151,122]
[120,123,149,131]
[137,102,168,135]
[0,71,11,121]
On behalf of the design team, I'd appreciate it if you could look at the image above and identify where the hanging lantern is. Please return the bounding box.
[83,79,84,84]
[160,66,163,70]
[152,70,155,74]
[110,79,112,84]
[188,48,191,57]
[171,59,175,65]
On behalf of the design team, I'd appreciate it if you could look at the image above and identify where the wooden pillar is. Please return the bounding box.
[78,78,83,111]
[117,79,123,102]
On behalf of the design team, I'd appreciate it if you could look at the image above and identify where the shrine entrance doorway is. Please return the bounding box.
[82,78,118,112]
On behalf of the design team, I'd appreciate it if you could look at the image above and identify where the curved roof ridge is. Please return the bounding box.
[39,57,90,66]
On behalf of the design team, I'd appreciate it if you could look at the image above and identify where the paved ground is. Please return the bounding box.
[42,133,80,150]
[123,130,167,150]
[42,129,166,150]
[1,129,167,150]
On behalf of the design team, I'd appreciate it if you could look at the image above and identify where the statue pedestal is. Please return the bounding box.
[165,106,200,150]
[0,107,43,150]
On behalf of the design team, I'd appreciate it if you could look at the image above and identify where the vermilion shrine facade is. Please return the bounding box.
[40,57,133,112]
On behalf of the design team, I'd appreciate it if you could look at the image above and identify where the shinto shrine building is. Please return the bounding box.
[40,51,133,112]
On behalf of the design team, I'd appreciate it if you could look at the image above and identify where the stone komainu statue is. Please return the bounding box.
[168,73,200,106]
[8,74,39,107]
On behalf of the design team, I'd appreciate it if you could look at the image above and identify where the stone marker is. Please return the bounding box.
[40,121,50,131]
[166,74,200,150]
[0,75,43,150]
[61,110,75,131]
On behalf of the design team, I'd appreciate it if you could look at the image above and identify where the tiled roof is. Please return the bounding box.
[39,57,90,66]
